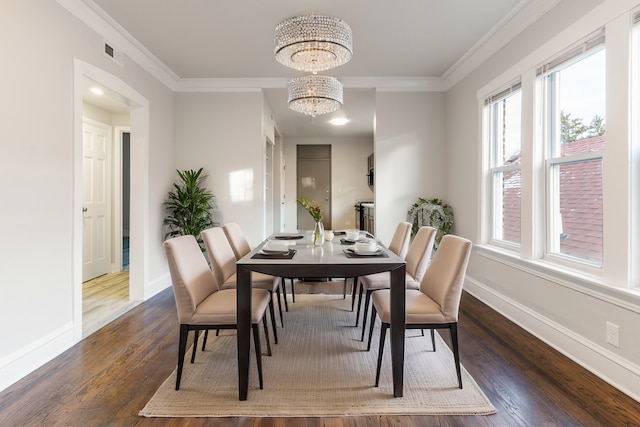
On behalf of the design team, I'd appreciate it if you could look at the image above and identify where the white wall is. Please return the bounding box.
[445,0,640,401]
[173,92,267,247]
[283,136,374,232]
[374,91,446,245]
[0,0,175,391]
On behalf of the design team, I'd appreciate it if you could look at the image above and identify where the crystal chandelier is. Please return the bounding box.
[288,75,343,117]
[274,15,353,73]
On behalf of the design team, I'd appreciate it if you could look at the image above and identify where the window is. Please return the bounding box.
[486,83,522,246]
[539,33,606,266]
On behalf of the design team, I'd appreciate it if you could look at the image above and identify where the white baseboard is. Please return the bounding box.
[465,277,640,403]
[144,272,171,300]
[0,322,75,392]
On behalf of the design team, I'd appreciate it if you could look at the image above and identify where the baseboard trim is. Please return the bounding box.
[144,272,171,300]
[464,277,640,403]
[0,322,75,392]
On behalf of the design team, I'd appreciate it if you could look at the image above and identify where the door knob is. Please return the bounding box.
[82,207,88,213]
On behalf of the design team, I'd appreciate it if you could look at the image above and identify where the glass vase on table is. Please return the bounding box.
[313,220,324,246]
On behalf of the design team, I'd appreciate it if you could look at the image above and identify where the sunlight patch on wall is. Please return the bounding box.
[230,169,254,202]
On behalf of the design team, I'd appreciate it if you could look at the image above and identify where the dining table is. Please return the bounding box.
[235,231,406,400]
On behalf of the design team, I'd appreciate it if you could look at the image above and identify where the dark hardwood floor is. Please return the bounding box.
[1,281,639,426]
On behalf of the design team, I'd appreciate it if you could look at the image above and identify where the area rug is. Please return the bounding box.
[140,294,496,417]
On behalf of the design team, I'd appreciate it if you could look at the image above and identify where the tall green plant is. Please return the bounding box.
[164,168,215,243]
[407,198,453,249]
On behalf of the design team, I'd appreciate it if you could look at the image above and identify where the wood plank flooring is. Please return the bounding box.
[2,281,640,426]
[83,271,139,337]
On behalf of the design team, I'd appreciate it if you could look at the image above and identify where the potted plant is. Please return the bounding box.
[164,168,217,247]
[407,198,453,249]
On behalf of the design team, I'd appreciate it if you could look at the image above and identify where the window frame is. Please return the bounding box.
[485,82,523,250]
[538,35,606,269]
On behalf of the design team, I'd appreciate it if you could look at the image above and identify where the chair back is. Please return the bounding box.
[163,234,218,324]
[405,226,436,282]
[223,222,252,259]
[419,234,472,322]
[201,227,237,286]
[388,221,412,259]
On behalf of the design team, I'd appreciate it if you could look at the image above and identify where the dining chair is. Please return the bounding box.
[163,234,272,390]
[202,227,283,345]
[356,226,436,341]
[367,234,472,388]
[223,222,288,315]
[353,221,412,322]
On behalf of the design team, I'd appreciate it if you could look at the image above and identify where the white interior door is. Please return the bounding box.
[82,120,111,282]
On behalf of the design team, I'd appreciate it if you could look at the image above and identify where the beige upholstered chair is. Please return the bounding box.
[353,221,413,317]
[202,227,283,344]
[367,234,472,388]
[163,234,271,390]
[222,222,288,315]
[356,226,436,341]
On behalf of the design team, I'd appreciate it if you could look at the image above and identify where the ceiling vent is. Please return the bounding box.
[103,41,124,67]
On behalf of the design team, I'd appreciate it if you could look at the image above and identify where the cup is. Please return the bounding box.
[345,230,360,241]
[355,240,377,252]
[324,230,335,241]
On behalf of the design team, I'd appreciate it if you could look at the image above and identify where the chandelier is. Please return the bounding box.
[274,15,353,73]
[287,75,343,117]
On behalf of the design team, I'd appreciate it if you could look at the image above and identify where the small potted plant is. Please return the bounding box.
[407,198,453,249]
[164,168,217,248]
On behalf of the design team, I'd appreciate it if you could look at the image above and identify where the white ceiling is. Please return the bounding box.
[81,0,550,138]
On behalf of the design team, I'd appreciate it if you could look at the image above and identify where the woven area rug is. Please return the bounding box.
[140,294,496,417]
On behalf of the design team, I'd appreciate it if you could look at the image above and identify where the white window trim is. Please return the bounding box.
[478,4,639,290]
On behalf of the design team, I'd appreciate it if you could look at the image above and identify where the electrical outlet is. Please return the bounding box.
[606,321,620,348]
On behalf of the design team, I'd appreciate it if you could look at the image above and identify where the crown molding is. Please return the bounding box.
[442,0,562,90]
[58,0,561,94]
[57,0,179,90]
[175,76,445,92]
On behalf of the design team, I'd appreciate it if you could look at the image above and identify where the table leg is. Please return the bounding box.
[389,265,405,397]
[237,266,252,400]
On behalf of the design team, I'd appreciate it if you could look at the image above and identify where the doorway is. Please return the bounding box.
[296,145,332,229]
[74,60,150,342]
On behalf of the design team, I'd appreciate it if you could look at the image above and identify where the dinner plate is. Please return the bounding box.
[273,234,304,240]
[260,249,291,255]
[346,246,384,256]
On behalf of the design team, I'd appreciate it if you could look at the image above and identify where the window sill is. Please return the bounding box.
[474,244,640,313]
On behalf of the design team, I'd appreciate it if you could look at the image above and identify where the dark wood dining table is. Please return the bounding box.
[235,232,406,400]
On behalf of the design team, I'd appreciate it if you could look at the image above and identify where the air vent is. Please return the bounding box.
[103,40,124,67]
[104,43,114,58]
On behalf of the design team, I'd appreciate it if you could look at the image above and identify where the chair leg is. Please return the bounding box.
[350,277,359,311]
[268,293,278,345]
[430,329,436,351]
[175,324,189,390]
[375,323,388,387]
[190,330,200,363]
[202,330,209,351]
[252,324,264,390]
[291,278,295,303]
[360,289,372,341]
[343,279,347,299]
[276,286,284,327]
[263,315,272,357]
[355,283,364,326]
[450,323,462,389]
[367,305,377,351]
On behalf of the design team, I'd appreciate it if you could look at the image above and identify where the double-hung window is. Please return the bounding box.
[538,31,606,266]
[486,83,522,246]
